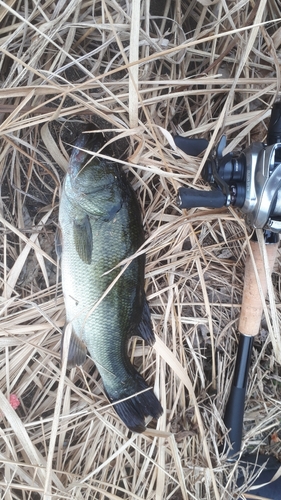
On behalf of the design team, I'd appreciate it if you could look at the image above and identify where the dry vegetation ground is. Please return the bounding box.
[1,0,281,499]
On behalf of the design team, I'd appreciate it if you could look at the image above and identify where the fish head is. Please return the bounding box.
[64,133,122,216]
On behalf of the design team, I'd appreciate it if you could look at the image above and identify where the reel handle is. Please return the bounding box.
[177,187,226,209]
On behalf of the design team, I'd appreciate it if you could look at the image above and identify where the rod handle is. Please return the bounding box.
[238,240,279,336]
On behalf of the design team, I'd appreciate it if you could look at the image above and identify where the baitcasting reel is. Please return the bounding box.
[176,101,281,233]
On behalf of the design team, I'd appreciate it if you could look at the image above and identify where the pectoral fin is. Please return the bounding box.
[61,325,87,368]
[137,297,155,346]
[73,215,93,264]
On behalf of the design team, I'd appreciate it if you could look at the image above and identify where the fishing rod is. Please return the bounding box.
[175,101,281,459]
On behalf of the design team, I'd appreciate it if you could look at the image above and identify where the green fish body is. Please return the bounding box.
[59,133,162,432]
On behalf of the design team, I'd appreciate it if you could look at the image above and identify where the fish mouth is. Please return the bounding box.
[68,133,111,177]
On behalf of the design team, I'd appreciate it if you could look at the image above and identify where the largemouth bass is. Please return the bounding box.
[58,132,163,432]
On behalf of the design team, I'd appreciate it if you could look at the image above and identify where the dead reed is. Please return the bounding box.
[1,1,281,499]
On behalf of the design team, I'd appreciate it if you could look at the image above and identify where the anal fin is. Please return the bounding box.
[61,325,87,369]
[55,226,63,259]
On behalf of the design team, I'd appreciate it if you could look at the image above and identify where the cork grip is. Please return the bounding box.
[238,240,279,336]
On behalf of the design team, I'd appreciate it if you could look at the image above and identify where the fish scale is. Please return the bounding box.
[58,132,163,432]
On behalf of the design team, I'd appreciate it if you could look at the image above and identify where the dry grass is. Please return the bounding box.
[1,1,281,499]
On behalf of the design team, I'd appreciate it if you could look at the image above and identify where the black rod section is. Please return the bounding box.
[223,334,254,458]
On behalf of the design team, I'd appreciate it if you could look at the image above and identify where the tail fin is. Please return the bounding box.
[105,372,163,433]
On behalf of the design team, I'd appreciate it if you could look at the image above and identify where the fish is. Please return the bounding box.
[58,132,163,432]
